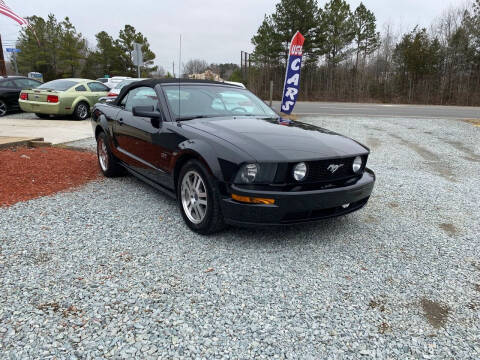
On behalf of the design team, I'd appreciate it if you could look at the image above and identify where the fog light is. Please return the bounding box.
[352,156,362,173]
[293,162,307,181]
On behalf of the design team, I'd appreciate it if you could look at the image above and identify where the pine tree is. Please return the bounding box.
[352,3,379,70]
[118,25,157,76]
[317,0,355,66]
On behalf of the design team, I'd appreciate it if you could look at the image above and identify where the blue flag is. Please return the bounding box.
[281,31,305,115]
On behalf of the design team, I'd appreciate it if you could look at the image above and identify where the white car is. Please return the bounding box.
[98,78,149,104]
[106,78,149,98]
[98,76,131,90]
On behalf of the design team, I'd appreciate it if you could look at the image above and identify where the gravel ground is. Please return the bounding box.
[1,115,479,359]
[63,137,97,153]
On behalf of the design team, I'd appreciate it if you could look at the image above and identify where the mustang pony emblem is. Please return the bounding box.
[327,164,344,174]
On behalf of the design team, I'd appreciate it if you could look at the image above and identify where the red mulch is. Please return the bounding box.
[0,146,101,207]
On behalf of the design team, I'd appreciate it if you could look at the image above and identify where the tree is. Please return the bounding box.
[118,25,157,76]
[251,15,284,66]
[352,3,379,70]
[183,59,208,75]
[317,0,355,66]
[271,0,319,63]
[58,17,87,77]
[393,27,443,102]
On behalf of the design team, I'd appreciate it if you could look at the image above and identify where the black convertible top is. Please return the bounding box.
[114,78,239,106]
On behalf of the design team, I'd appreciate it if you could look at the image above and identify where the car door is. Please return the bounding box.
[0,80,21,111]
[112,86,171,185]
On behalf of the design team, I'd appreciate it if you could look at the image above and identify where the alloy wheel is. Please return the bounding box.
[78,104,88,119]
[181,170,208,224]
[0,101,7,117]
[97,137,109,171]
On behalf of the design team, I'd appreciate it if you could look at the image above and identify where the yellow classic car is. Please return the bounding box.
[19,78,109,120]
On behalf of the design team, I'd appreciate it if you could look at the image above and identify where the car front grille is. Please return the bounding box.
[283,156,366,184]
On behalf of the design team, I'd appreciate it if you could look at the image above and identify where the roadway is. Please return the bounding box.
[271,101,480,120]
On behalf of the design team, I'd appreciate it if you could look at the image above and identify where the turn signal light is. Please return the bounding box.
[20,93,28,100]
[47,95,59,103]
[231,194,275,205]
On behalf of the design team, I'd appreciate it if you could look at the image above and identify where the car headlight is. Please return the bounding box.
[234,163,277,184]
[293,162,307,181]
[352,156,363,173]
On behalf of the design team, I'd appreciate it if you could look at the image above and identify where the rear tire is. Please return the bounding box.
[96,131,123,177]
[74,102,90,120]
[0,99,7,117]
[177,160,225,235]
[35,113,50,119]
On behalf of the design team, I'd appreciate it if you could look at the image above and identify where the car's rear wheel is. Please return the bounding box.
[0,100,7,117]
[35,113,50,119]
[177,160,225,234]
[96,131,123,177]
[74,102,90,120]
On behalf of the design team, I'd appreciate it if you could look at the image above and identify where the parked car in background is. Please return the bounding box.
[106,78,149,98]
[92,79,375,234]
[0,76,42,117]
[96,78,109,84]
[19,78,109,120]
[104,76,131,90]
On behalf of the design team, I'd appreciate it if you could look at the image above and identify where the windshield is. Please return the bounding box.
[38,79,77,91]
[163,85,277,120]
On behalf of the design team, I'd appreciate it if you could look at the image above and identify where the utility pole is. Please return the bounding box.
[0,35,7,77]
[173,61,175,78]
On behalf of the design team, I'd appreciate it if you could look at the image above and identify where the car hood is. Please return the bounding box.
[185,116,369,162]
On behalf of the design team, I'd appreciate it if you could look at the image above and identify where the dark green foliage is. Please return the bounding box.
[15,15,157,81]
[249,0,480,105]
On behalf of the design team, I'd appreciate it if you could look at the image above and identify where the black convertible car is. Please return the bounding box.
[91,79,375,234]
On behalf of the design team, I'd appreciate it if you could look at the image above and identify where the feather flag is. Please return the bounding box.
[0,0,29,26]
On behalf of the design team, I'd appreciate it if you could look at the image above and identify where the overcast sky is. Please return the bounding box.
[0,0,467,74]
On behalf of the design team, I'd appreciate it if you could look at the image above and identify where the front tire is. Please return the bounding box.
[74,102,90,120]
[0,99,7,117]
[177,160,225,235]
[96,132,123,177]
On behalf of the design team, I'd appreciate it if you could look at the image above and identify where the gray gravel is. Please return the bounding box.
[63,137,97,153]
[1,115,479,359]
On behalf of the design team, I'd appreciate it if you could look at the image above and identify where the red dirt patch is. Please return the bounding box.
[1,146,100,207]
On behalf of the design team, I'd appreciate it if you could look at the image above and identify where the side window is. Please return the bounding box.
[75,85,87,92]
[13,79,38,88]
[125,87,159,112]
[3,80,16,88]
[88,82,109,92]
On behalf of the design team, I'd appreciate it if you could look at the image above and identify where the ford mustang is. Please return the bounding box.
[19,78,109,120]
[91,79,375,234]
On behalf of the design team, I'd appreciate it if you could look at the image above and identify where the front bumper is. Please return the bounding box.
[221,168,375,226]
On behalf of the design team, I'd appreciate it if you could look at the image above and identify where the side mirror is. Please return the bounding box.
[132,105,162,128]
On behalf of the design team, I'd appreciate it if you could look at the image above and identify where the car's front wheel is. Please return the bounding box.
[177,160,225,234]
[0,99,7,117]
[96,132,123,177]
[74,102,90,120]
